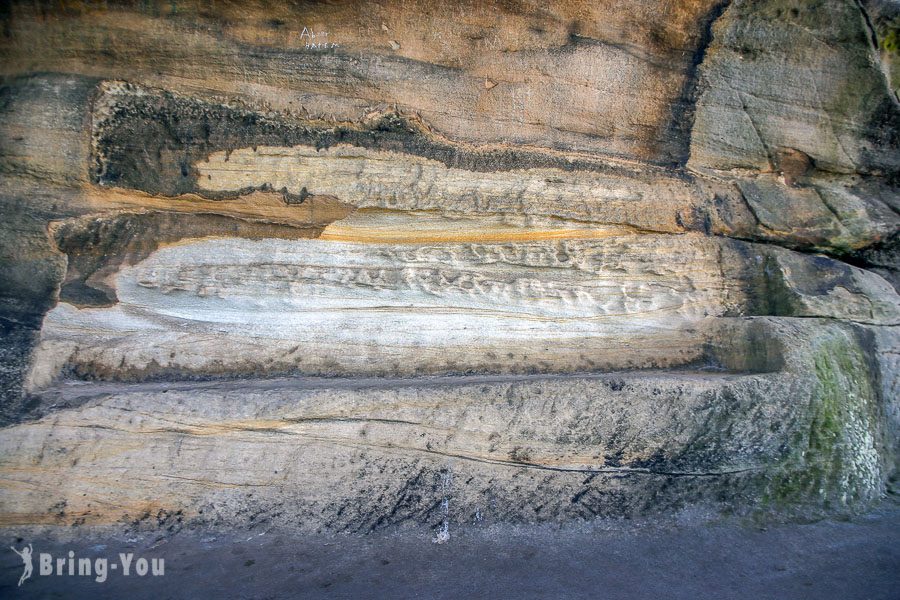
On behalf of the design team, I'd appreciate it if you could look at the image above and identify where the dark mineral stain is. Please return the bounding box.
[91,84,683,199]
[50,211,326,307]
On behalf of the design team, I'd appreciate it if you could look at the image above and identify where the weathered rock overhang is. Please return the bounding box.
[0,0,898,533]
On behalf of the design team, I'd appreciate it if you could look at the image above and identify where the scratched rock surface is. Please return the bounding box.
[0,319,894,531]
[0,0,898,534]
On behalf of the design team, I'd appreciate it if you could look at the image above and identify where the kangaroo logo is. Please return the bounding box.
[10,544,33,586]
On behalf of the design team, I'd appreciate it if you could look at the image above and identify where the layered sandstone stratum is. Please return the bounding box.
[0,0,898,533]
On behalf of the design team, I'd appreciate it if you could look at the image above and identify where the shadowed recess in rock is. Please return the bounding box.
[27,229,899,386]
[51,211,334,307]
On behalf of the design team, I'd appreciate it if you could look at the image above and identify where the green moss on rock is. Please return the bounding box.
[879,17,900,55]
[763,329,883,512]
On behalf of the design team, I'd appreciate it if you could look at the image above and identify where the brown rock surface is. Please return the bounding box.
[0,0,897,535]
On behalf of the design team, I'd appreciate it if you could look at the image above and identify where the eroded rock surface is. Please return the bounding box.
[0,0,898,534]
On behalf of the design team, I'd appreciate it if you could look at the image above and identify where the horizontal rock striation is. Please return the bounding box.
[0,0,898,534]
[26,232,900,387]
[0,319,892,530]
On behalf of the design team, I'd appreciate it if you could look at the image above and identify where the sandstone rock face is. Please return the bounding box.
[0,0,898,534]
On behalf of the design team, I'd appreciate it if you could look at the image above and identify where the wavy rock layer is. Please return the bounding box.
[0,0,898,533]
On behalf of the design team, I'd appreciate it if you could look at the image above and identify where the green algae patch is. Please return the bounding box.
[879,17,900,56]
[763,328,883,513]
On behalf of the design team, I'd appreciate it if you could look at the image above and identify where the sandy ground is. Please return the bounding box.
[1,502,898,599]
